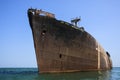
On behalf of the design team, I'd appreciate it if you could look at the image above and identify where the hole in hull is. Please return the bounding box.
[42,30,47,35]
[59,54,62,58]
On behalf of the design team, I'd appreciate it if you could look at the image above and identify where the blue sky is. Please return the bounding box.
[0,0,120,67]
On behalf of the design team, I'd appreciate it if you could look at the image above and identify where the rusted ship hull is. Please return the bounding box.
[28,8,112,73]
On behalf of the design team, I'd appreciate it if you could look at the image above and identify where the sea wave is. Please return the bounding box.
[0,68,38,74]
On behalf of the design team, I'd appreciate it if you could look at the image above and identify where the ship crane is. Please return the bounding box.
[71,17,80,27]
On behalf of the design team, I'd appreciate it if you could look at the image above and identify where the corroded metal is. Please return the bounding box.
[27,8,112,73]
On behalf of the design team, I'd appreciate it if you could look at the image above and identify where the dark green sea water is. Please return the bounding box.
[0,67,119,80]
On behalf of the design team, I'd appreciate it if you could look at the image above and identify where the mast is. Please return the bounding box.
[71,17,80,27]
